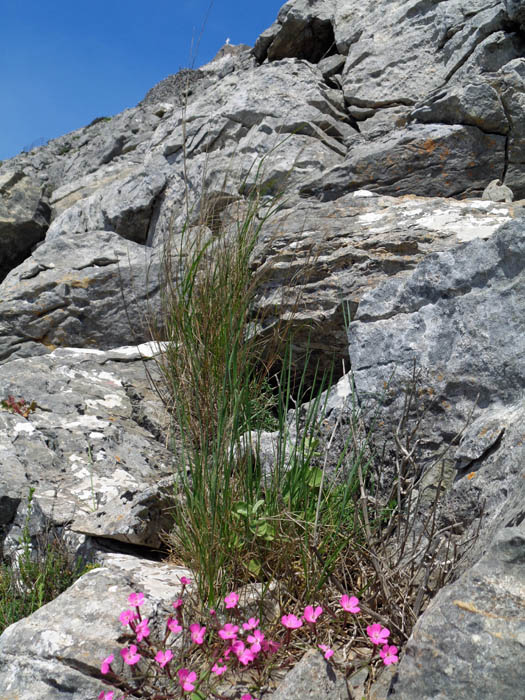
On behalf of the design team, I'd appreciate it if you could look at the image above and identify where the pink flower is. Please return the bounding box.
[100,654,114,674]
[230,638,256,663]
[281,614,303,629]
[178,668,197,692]
[242,617,260,630]
[340,595,360,613]
[209,608,216,616]
[367,624,390,645]
[212,660,228,675]
[380,644,399,665]
[155,649,174,668]
[262,638,280,654]
[189,623,206,645]
[241,695,258,700]
[219,623,239,640]
[120,644,141,665]
[98,693,114,700]
[247,629,265,653]
[135,618,150,642]
[119,609,138,626]
[167,617,183,635]
[304,605,323,624]
[172,598,183,609]
[224,591,239,609]
[180,576,192,585]
[237,647,256,665]
[318,644,334,660]
[231,640,245,655]
[127,592,144,607]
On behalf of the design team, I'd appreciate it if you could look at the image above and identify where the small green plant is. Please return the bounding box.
[0,489,92,634]
[1,394,37,418]
[58,143,72,155]
[86,116,112,128]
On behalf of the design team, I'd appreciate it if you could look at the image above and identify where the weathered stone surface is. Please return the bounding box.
[411,82,509,134]
[482,178,513,202]
[438,399,525,574]
[0,171,50,280]
[1,3,525,699]
[349,221,525,457]
[49,162,142,218]
[270,649,348,700]
[46,164,167,243]
[347,221,525,561]
[249,190,516,379]
[139,67,212,108]
[300,124,505,200]
[0,230,161,363]
[0,557,191,700]
[505,0,525,29]
[253,0,337,64]
[0,343,172,551]
[146,58,355,243]
[388,525,525,699]
[488,59,525,197]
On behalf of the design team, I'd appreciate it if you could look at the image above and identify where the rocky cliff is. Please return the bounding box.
[0,1,524,698]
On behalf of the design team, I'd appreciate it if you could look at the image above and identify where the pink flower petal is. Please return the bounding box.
[304,605,323,623]
[120,644,141,665]
[100,654,114,674]
[340,594,360,613]
[318,643,334,660]
[224,591,239,609]
[281,613,303,629]
[127,592,144,607]
[367,624,390,645]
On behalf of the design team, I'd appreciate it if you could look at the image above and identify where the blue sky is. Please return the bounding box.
[1,0,285,161]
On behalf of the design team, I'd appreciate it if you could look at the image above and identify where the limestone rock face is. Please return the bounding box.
[0,230,161,363]
[349,222,525,471]
[0,344,173,555]
[0,171,50,281]
[388,526,525,700]
[0,558,192,700]
[249,190,516,381]
[0,1,524,698]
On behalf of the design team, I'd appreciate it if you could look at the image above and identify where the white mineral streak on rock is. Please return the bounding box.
[85,393,123,409]
[96,370,122,386]
[353,190,375,197]
[13,422,35,434]
[336,374,352,399]
[470,200,495,209]
[64,415,110,430]
[414,209,512,241]
[39,629,75,654]
[358,212,385,223]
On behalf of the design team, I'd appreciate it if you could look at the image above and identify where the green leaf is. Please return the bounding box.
[190,691,206,700]
[307,467,324,489]
[232,501,249,518]
[248,558,261,576]
[252,498,265,514]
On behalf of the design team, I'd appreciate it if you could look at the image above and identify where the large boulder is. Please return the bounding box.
[45,164,168,243]
[0,171,50,281]
[347,221,525,563]
[0,555,192,700]
[0,343,173,556]
[388,525,525,699]
[0,229,161,363]
[249,190,517,380]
